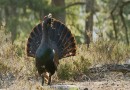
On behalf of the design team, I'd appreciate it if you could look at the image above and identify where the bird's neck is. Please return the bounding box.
[41,29,49,44]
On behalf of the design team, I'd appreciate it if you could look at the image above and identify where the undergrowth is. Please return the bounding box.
[0,25,130,82]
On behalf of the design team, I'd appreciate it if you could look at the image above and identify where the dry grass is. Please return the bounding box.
[0,26,130,89]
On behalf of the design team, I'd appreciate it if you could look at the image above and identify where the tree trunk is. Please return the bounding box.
[51,0,66,23]
[119,1,130,45]
[85,0,94,48]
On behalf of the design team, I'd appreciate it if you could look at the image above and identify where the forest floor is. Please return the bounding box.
[0,43,130,90]
[1,71,130,90]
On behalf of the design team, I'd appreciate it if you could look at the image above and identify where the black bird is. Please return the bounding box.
[26,14,76,85]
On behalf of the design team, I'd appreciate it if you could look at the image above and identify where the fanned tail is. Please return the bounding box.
[27,17,76,59]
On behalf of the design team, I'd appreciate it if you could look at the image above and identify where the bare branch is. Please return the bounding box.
[89,64,130,76]
[65,2,86,9]
[50,2,85,13]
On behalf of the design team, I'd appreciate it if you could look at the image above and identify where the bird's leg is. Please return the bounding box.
[41,75,44,86]
[48,73,52,85]
[44,72,49,83]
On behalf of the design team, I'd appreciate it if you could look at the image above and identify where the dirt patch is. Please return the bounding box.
[3,80,130,90]
[1,71,130,90]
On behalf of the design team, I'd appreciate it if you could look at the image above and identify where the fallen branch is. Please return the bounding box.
[89,64,130,75]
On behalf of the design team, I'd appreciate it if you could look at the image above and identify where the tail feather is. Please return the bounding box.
[51,19,76,59]
[62,36,75,50]
[27,38,37,57]
[49,28,55,41]
[27,23,43,57]
[27,18,76,59]
[55,24,66,42]
[61,48,76,58]
[56,26,68,48]
[62,43,76,55]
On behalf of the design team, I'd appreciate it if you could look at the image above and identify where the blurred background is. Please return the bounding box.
[0,0,130,45]
[0,0,130,89]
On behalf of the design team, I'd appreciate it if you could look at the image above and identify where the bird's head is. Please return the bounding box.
[43,13,52,30]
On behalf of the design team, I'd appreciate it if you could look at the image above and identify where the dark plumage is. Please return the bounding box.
[26,14,76,85]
